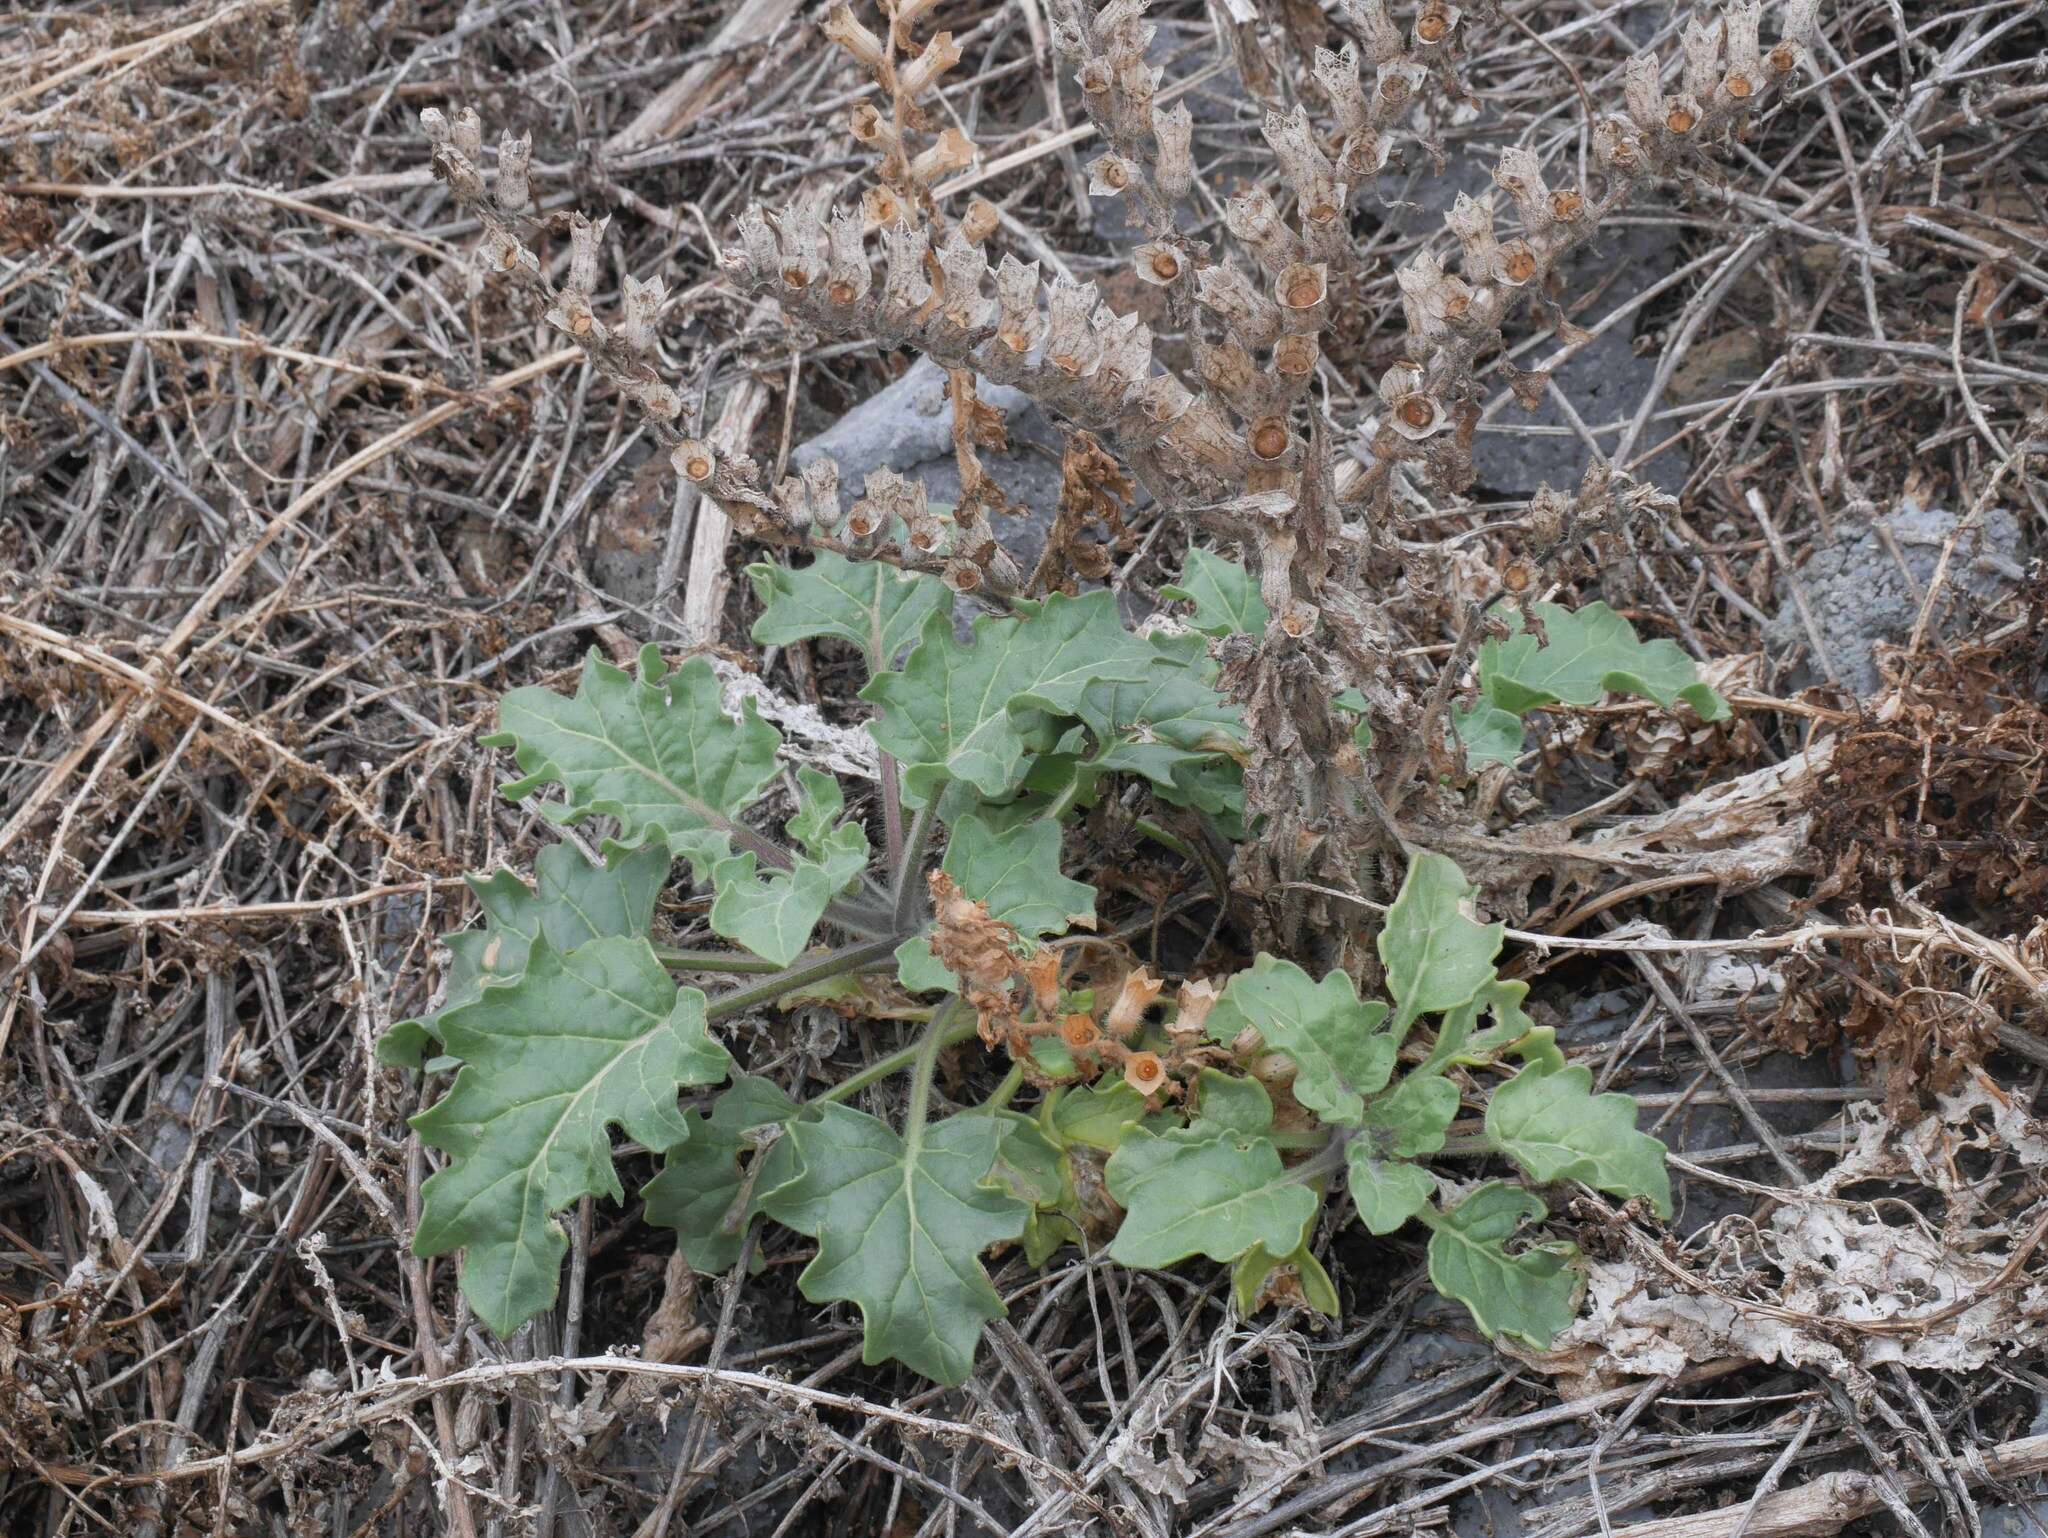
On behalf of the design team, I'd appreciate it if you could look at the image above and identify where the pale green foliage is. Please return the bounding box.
[861,592,1153,805]
[1423,1182,1580,1349]
[642,1074,798,1274]
[1486,1064,1674,1216]
[1379,851,1505,1034]
[392,547,1684,1381]
[1203,956,1394,1124]
[709,770,869,965]
[1160,547,1269,637]
[379,841,668,1070]
[1459,601,1730,765]
[493,644,781,875]
[757,1103,1027,1386]
[1450,701,1526,769]
[1345,1150,1436,1235]
[1105,1073,1318,1268]
[410,936,729,1333]
[747,551,947,670]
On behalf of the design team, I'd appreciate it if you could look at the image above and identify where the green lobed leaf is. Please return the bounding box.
[1049,1081,1152,1151]
[1204,956,1395,1125]
[709,770,869,966]
[748,551,948,671]
[861,591,1153,807]
[410,936,732,1335]
[1452,701,1526,768]
[380,841,669,1069]
[1105,1077,1318,1269]
[1071,632,1247,811]
[1359,1074,1460,1159]
[987,1111,1082,1266]
[1345,1150,1436,1235]
[490,645,782,876]
[1424,1182,1580,1349]
[642,1075,799,1274]
[757,1103,1028,1386]
[1160,547,1270,637]
[1379,852,1504,1035]
[1480,601,1729,722]
[1485,1064,1672,1216]
[1187,1069,1278,1136]
[896,810,1096,993]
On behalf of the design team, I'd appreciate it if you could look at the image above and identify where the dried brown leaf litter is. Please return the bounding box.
[3,0,2047,1533]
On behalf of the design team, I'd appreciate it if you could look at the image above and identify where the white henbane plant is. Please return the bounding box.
[386,550,1670,1383]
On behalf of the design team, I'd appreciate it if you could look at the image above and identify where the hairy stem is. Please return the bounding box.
[653,946,790,974]
[892,800,939,930]
[982,1064,1025,1112]
[904,998,965,1151]
[704,935,906,1022]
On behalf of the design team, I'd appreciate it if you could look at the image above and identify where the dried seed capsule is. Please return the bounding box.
[673,440,717,484]
[1096,311,1153,389]
[942,556,983,592]
[1380,363,1447,438]
[1044,277,1101,374]
[1493,145,1552,236]
[1593,117,1642,174]
[823,2,886,73]
[1724,0,1762,93]
[1194,261,1282,349]
[1151,101,1194,200]
[1087,151,1137,197]
[846,100,899,152]
[1414,0,1460,45]
[1623,53,1666,133]
[825,205,871,307]
[495,129,531,214]
[1314,43,1370,136]
[1133,241,1182,286]
[1276,261,1328,332]
[1272,331,1319,389]
[897,31,962,99]
[958,196,1000,244]
[1493,238,1539,287]
[631,378,683,421]
[735,204,780,280]
[1224,186,1302,273]
[992,253,1042,353]
[1664,94,1701,135]
[1336,0,1404,64]
[910,126,975,186]
[565,212,609,296]
[1264,106,1341,228]
[877,221,933,326]
[1445,191,1499,281]
[934,230,992,333]
[419,107,450,145]
[1249,416,1293,462]
[620,273,665,354]
[451,106,483,160]
[1681,15,1722,102]
[776,196,826,290]
[1374,59,1427,116]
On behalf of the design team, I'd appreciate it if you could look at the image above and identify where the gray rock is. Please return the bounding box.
[792,357,1067,568]
[1765,501,2025,696]
[1374,154,1693,497]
